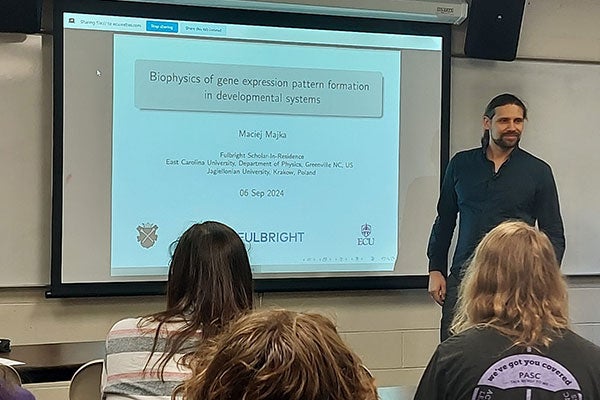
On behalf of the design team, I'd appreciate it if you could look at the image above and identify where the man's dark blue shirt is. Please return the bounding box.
[427,146,565,277]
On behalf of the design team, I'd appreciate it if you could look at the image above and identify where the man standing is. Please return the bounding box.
[427,93,565,341]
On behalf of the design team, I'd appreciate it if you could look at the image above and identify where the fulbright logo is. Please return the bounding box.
[238,231,304,243]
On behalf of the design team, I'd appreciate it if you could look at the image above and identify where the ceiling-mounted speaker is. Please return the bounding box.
[0,0,47,34]
[464,0,526,61]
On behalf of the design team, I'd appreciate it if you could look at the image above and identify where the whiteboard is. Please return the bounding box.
[451,57,600,275]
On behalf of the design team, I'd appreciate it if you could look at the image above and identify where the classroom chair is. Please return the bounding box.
[68,359,103,400]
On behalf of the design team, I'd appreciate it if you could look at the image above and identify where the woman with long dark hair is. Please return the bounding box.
[102,221,253,400]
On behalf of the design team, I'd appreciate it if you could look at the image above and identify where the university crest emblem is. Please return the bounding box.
[137,223,158,249]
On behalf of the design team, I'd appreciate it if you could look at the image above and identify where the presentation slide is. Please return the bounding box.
[111,33,400,276]
[55,5,445,291]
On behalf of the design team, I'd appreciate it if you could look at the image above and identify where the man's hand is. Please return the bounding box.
[428,271,446,306]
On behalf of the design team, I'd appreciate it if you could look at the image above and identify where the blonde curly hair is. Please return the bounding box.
[451,221,569,348]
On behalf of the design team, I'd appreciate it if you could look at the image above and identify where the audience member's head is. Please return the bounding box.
[451,220,569,348]
[145,221,253,375]
[0,366,35,400]
[0,366,20,387]
[176,309,377,400]
[163,221,253,336]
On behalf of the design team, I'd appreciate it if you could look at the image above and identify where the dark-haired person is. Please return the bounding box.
[427,93,565,341]
[175,309,377,400]
[101,221,253,400]
[0,366,35,400]
[415,221,600,399]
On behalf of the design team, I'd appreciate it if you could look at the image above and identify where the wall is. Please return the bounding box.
[1,1,600,399]
[451,0,600,62]
[0,287,439,400]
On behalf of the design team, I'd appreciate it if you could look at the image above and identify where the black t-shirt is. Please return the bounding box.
[414,327,600,400]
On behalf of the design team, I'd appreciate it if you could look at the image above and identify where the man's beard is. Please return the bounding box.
[492,132,520,150]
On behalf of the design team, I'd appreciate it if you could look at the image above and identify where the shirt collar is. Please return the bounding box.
[481,143,521,159]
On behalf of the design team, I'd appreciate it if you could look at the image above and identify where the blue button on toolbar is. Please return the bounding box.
[146,21,178,33]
